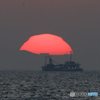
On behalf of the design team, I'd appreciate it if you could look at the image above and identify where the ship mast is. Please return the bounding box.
[70,51,72,62]
[45,56,51,66]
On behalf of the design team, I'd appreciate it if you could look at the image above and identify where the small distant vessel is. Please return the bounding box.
[42,54,83,71]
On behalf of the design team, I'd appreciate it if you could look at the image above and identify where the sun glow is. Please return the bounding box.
[20,33,73,55]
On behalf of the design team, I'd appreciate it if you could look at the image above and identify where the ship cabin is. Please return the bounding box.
[64,61,80,69]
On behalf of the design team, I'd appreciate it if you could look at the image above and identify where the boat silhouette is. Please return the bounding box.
[42,54,83,71]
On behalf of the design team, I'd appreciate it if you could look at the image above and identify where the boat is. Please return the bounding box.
[42,54,83,71]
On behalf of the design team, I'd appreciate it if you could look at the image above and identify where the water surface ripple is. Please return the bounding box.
[0,70,100,100]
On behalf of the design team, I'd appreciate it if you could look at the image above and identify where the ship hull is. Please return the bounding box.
[42,69,83,71]
[42,66,83,71]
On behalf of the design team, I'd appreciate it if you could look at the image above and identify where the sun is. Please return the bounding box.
[20,33,73,55]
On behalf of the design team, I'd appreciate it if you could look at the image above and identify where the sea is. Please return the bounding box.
[0,70,100,100]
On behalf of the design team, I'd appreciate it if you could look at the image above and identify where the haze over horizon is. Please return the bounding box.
[0,0,100,70]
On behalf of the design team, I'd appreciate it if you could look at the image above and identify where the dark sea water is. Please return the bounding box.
[0,70,100,100]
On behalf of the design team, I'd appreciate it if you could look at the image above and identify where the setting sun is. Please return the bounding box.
[20,33,73,55]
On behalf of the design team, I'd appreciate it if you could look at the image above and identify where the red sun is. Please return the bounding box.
[20,33,73,55]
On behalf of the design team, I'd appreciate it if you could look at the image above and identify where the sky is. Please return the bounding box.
[0,0,100,70]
